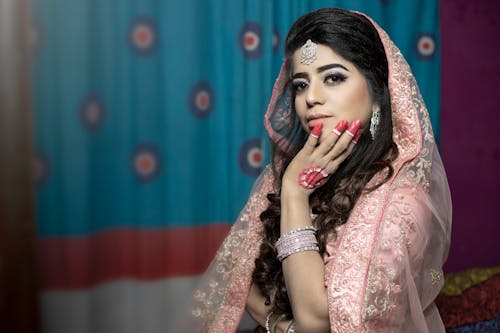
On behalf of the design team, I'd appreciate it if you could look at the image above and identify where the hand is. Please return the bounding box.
[282,120,363,197]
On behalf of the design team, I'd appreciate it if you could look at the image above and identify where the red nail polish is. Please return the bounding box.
[331,120,348,136]
[346,120,361,137]
[311,123,323,138]
[352,128,363,144]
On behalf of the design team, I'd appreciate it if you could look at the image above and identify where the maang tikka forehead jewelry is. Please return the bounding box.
[300,39,317,65]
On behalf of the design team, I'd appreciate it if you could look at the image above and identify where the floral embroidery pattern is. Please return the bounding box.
[325,21,447,332]
[190,166,273,332]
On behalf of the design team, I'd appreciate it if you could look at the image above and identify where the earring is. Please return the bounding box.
[369,106,380,140]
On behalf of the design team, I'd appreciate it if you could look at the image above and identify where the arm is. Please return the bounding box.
[280,190,330,332]
[276,121,360,332]
[246,283,271,328]
[246,283,293,333]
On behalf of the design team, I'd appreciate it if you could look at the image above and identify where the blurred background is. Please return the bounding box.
[1,0,498,332]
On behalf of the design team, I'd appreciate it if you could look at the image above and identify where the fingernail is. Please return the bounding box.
[331,120,348,136]
[311,123,323,138]
[352,129,363,144]
[346,120,361,137]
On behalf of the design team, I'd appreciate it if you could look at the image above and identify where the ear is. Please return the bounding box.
[371,103,381,114]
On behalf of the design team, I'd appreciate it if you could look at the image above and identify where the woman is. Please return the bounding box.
[182,8,451,333]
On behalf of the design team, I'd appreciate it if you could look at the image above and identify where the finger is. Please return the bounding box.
[299,166,329,190]
[298,166,326,190]
[325,153,346,175]
[309,168,330,187]
[315,120,348,156]
[338,128,364,162]
[351,128,364,145]
[324,125,364,174]
[323,120,361,162]
[303,123,323,153]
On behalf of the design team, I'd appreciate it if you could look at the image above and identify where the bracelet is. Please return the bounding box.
[276,233,318,250]
[277,243,319,262]
[271,313,287,333]
[285,320,297,333]
[275,230,317,248]
[265,311,274,333]
[276,226,317,241]
[275,226,319,262]
[275,226,317,250]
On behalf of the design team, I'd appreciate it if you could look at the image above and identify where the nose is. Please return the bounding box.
[305,80,325,107]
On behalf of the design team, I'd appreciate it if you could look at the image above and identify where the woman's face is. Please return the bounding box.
[291,43,377,141]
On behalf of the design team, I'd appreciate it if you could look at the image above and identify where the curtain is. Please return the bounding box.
[0,0,39,332]
[31,0,440,332]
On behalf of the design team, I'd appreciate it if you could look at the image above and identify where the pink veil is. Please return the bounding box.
[176,11,452,333]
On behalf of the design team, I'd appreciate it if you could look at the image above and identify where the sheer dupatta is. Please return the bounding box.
[176,11,451,333]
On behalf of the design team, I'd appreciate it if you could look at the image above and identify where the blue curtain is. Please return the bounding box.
[32,0,440,332]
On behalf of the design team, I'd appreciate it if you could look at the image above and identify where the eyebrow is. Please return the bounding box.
[292,63,350,79]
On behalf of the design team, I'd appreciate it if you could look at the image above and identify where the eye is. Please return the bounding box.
[292,80,308,92]
[324,73,346,84]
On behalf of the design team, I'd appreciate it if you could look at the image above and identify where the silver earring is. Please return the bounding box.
[369,106,380,140]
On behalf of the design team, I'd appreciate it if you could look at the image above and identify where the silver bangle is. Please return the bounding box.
[265,311,274,333]
[271,313,287,333]
[276,243,319,262]
[275,226,319,262]
[285,320,297,333]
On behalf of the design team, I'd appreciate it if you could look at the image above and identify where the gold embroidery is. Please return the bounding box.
[430,269,443,285]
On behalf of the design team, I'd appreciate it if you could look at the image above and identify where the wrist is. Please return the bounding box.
[270,313,287,333]
[280,186,312,234]
[281,182,310,202]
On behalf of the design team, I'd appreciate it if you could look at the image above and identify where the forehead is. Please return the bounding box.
[291,43,357,74]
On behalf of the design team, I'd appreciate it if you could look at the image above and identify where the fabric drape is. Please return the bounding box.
[0,0,39,331]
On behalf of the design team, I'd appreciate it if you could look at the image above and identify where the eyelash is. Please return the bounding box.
[292,81,308,92]
[325,73,347,84]
[292,72,347,92]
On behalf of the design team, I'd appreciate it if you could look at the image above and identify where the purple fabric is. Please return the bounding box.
[440,0,500,273]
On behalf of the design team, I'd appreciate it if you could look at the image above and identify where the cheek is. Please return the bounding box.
[294,97,307,121]
[344,83,373,125]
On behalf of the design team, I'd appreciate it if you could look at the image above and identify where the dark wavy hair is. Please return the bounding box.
[252,8,399,316]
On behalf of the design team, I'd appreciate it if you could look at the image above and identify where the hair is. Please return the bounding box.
[252,8,399,316]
